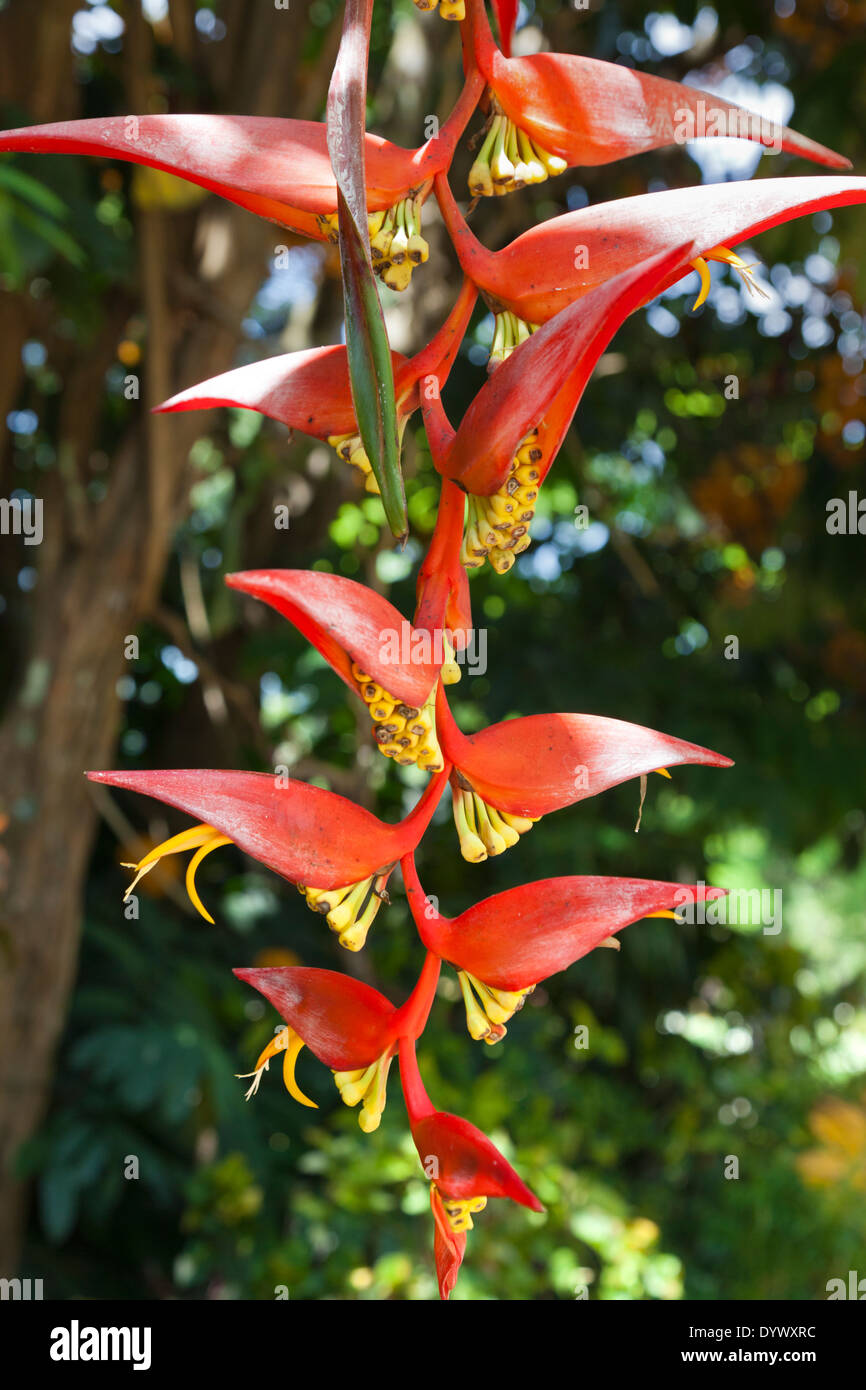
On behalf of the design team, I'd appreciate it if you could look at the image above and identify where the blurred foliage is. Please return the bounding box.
[4,0,866,1300]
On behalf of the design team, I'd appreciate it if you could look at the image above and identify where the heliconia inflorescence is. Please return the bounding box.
[8,0,855,1297]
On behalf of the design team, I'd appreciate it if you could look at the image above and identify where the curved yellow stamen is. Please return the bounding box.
[690,245,770,312]
[121,822,231,919]
[185,835,232,924]
[691,256,712,310]
[282,1030,317,1109]
[236,1026,318,1108]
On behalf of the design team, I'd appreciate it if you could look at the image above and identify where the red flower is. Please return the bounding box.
[423,246,686,572]
[435,689,732,861]
[0,96,482,288]
[87,765,446,950]
[225,568,454,772]
[234,955,439,1131]
[404,859,727,1043]
[437,173,866,325]
[463,0,847,196]
[156,278,477,493]
[399,1036,543,1297]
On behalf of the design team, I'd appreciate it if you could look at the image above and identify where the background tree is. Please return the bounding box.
[1,0,865,1298]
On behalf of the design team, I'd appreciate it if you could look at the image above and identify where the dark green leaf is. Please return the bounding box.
[327,0,406,541]
[336,188,406,540]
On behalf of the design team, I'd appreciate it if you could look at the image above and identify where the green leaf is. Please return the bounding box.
[39,1168,79,1243]
[13,202,86,268]
[0,163,70,219]
[327,0,406,542]
[336,188,406,541]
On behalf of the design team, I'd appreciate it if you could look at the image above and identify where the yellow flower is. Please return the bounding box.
[797,1095,866,1192]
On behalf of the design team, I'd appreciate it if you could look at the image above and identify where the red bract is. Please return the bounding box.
[234,956,440,1131]
[237,966,397,1070]
[416,872,727,991]
[437,174,866,324]
[87,766,446,950]
[464,0,848,183]
[158,343,407,452]
[234,966,391,1130]
[225,567,439,701]
[435,688,732,861]
[0,79,484,289]
[399,1036,543,1297]
[435,247,684,490]
[225,569,452,773]
[0,115,429,228]
[404,860,727,1042]
[156,278,477,494]
[411,1109,543,1205]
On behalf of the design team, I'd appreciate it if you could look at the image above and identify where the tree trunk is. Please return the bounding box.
[0,0,328,1274]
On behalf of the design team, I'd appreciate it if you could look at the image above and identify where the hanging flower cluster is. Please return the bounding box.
[8,0,862,1298]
